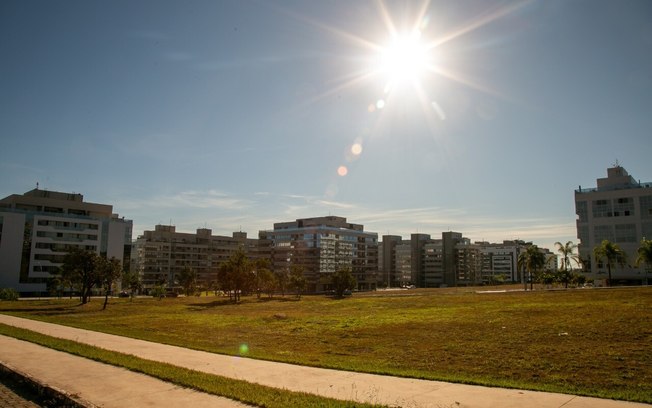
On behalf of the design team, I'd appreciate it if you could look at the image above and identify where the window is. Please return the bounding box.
[613,197,634,217]
[594,225,614,243]
[575,201,588,222]
[640,196,652,220]
[592,199,612,218]
[615,224,637,243]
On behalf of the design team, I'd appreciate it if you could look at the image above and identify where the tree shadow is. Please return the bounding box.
[185,296,304,311]
[0,304,82,316]
[256,297,301,303]
[185,298,235,310]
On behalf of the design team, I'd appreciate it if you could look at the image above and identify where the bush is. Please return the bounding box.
[0,288,19,301]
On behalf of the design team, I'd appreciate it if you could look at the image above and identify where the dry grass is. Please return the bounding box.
[1,286,650,402]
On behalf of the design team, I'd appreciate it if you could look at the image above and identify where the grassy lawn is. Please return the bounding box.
[1,287,650,403]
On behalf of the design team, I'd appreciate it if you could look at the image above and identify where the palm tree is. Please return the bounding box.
[635,239,652,285]
[593,240,627,287]
[518,245,546,291]
[554,241,579,288]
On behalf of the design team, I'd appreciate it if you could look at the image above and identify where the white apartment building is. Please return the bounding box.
[575,165,652,284]
[0,189,132,295]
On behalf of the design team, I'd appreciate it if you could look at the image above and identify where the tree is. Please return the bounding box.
[635,239,652,285]
[47,275,64,298]
[253,259,272,299]
[122,270,142,301]
[275,269,288,297]
[97,257,122,310]
[258,268,277,298]
[289,265,307,299]
[331,268,356,298]
[151,284,166,300]
[555,241,579,288]
[593,240,627,287]
[177,266,198,296]
[59,247,100,304]
[218,248,254,302]
[217,262,234,301]
[518,245,546,291]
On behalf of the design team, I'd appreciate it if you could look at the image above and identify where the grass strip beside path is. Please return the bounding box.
[0,323,385,408]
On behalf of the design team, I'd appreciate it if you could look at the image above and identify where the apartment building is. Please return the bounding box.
[575,165,652,284]
[0,188,132,295]
[133,225,257,290]
[259,216,378,293]
[380,235,411,287]
[380,231,471,287]
[379,233,555,287]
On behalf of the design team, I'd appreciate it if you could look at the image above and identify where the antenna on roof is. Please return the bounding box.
[36,182,39,190]
[613,159,620,167]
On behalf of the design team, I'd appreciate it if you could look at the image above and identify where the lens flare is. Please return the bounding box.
[239,343,249,355]
[337,166,348,176]
[351,143,363,156]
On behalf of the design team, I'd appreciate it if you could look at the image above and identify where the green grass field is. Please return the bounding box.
[1,286,650,403]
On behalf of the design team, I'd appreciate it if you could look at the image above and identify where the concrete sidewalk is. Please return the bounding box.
[0,314,647,408]
[0,335,248,407]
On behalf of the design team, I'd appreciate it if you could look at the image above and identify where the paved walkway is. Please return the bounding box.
[0,314,647,408]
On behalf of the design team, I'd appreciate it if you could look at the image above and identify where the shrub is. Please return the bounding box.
[0,288,19,301]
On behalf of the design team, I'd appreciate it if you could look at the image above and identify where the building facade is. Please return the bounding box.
[0,189,132,295]
[575,165,652,284]
[379,235,412,287]
[133,225,258,290]
[259,216,378,293]
[379,233,555,287]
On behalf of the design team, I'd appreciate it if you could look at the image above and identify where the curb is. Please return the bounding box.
[0,360,96,408]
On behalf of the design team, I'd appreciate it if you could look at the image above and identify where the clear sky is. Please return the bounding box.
[1,0,651,253]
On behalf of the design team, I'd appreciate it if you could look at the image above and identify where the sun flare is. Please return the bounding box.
[379,30,432,87]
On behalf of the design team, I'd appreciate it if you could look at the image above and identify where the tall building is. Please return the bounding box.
[422,240,444,286]
[0,189,132,295]
[259,216,378,293]
[480,242,522,284]
[575,165,652,284]
[395,241,413,286]
[410,233,434,286]
[379,233,554,287]
[380,235,403,287]
[133,225,258,290]
[454,240,483,286]
[380,231,474,287]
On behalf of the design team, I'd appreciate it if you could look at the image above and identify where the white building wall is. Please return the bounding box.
[107,219,127,262]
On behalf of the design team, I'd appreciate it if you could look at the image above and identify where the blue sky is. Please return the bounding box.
[1,0,651,252]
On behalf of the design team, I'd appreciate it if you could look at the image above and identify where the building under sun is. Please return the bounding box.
[0,189,132,295]
[258,216,379,293]
[575,165,652,285]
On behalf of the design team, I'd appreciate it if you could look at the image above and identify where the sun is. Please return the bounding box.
[378,30,433,88]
